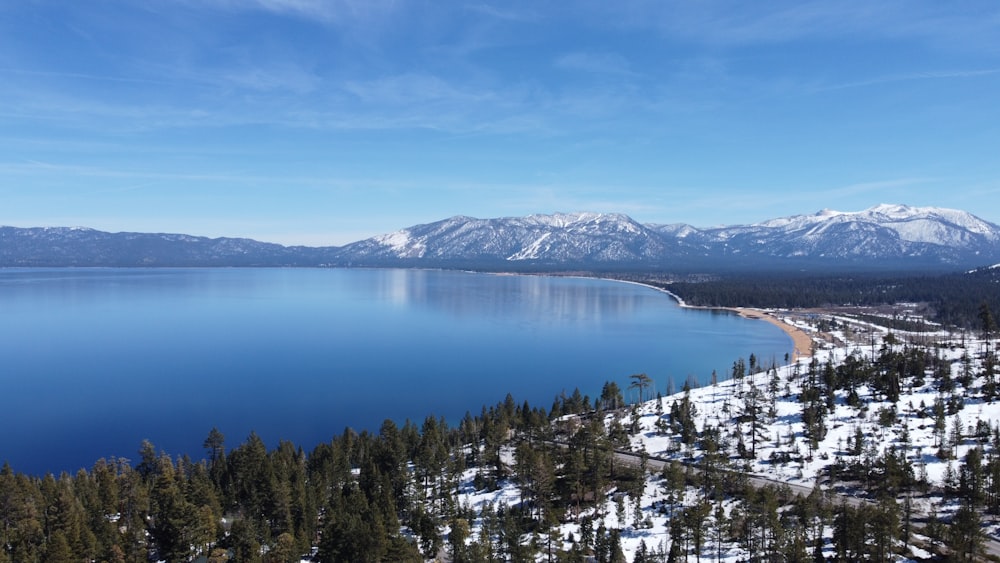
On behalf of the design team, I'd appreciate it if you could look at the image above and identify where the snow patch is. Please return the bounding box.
[507,232,551,260]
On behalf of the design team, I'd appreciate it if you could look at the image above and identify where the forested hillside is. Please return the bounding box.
[2,306,999,562]
[646,266,1000,329]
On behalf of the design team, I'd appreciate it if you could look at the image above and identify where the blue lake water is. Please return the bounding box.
[0,268,791,475]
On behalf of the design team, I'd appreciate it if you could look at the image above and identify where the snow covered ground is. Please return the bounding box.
[449,310,999,561]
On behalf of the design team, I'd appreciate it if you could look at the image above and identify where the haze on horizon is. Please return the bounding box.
[2,1,999,246]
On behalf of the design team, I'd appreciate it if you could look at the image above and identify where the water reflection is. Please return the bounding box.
[372,270,646,326]
[0,267,790,475]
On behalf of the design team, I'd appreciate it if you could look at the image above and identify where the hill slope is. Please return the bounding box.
[3,204,999,270]
[451,305,1000,560]
[337,204,1000,269]
[0,226,332,267]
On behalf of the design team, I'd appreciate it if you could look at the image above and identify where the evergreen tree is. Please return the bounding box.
[869,498,899,562]
[149,454,197,562]
[981,302,997,345]
[739,383,766,458]
[267,532,296,563]
[0,465,45,562]
[448,517,471,563]
[319,484,388,563]
[599,381,624,412]
[950,504,982,560]
[230,518,262,563]
[203,427,226,465]
[629,373,653,404]
[44,529,74,563]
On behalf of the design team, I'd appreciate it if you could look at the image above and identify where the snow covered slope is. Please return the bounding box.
[451,308,1000,561]
[689,204,1000,261]
[336,204,1000,268]
[334,212,691,265]
[4,204,998,269]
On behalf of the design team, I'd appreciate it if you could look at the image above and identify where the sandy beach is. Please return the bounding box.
[733,308,814,361]
[606,278,816,364]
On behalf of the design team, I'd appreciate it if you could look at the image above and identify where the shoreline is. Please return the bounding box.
[730,308,813,362]
[595,276,814,363]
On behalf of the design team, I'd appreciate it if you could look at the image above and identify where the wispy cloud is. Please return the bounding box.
[554,52,637,77]
[824,177,937,198]
[0,90,217,132]
[816,69,1000,92]
[609,1,1000,52]
[0,67,173,86]
[1,160,494,194]
[192,0,398,24]
[644,177,941,227]
[464,3,539,23]
[81,182,159,196]
[606,1,869,46]
[218,64,321,94]
[343,73,497,106]
[1,60,321,98]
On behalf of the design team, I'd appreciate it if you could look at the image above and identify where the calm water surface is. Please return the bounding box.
[0,268,791,474]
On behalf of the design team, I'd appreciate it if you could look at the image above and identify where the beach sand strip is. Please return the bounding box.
[734,308,814,361]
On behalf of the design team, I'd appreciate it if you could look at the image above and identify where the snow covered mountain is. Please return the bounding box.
[450,308,1000,560]
[334,212,693,266]
[682,203,1000,262]
[0,226,331,267]
[335,204,1000,269]
[3,204,998,269]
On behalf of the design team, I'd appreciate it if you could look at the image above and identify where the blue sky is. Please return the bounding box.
[2,1,999,245]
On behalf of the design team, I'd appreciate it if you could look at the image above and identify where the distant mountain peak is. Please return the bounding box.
[523,211,631,227]
[3,204,999,270]
[336,205,1000,269]
[868,202,916,214]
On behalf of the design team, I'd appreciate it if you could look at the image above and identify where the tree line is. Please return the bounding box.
[0,389,630,562]
[2,330,999,561]
[627,266,1000,330]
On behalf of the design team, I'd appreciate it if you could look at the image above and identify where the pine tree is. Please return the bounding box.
[448,517,471,563]
[980,302,996,346]
[739,383,766,458]
[149,454,197,562]
[869,499,899,562]
[412,504,440,559]
[629,373,653,404]
[267,532,296,563]
[203,427,226,465]
[685,500,710,563]
[44,529,74,563]
[599,381,624,411]
[0,465,44,562]
[949,504,981,560]
[230,518,262,563]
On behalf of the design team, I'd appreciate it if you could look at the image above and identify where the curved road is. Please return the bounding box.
[611,447,1000,560]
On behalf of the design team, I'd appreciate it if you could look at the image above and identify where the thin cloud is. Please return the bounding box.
[0,67,173,86]
[611,1,1000,52]
[219,64,321,94]
[23,159,61,169]
[647,177,940,227]
[816,69,1000,92]
[1,161,475,193]
[343,73,497,106]
[192,0,399,25]
[83,182,159,196]
[465,3,540,23]
[825,177,937,197]
[609,1,872,46]
[554,52,637,77]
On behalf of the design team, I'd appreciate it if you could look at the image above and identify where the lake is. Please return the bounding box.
[0,268,791,475]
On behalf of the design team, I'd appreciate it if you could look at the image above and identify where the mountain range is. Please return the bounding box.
[3,204,999,271]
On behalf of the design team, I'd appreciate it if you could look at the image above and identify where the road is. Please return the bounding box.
[610,447,1000,561]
